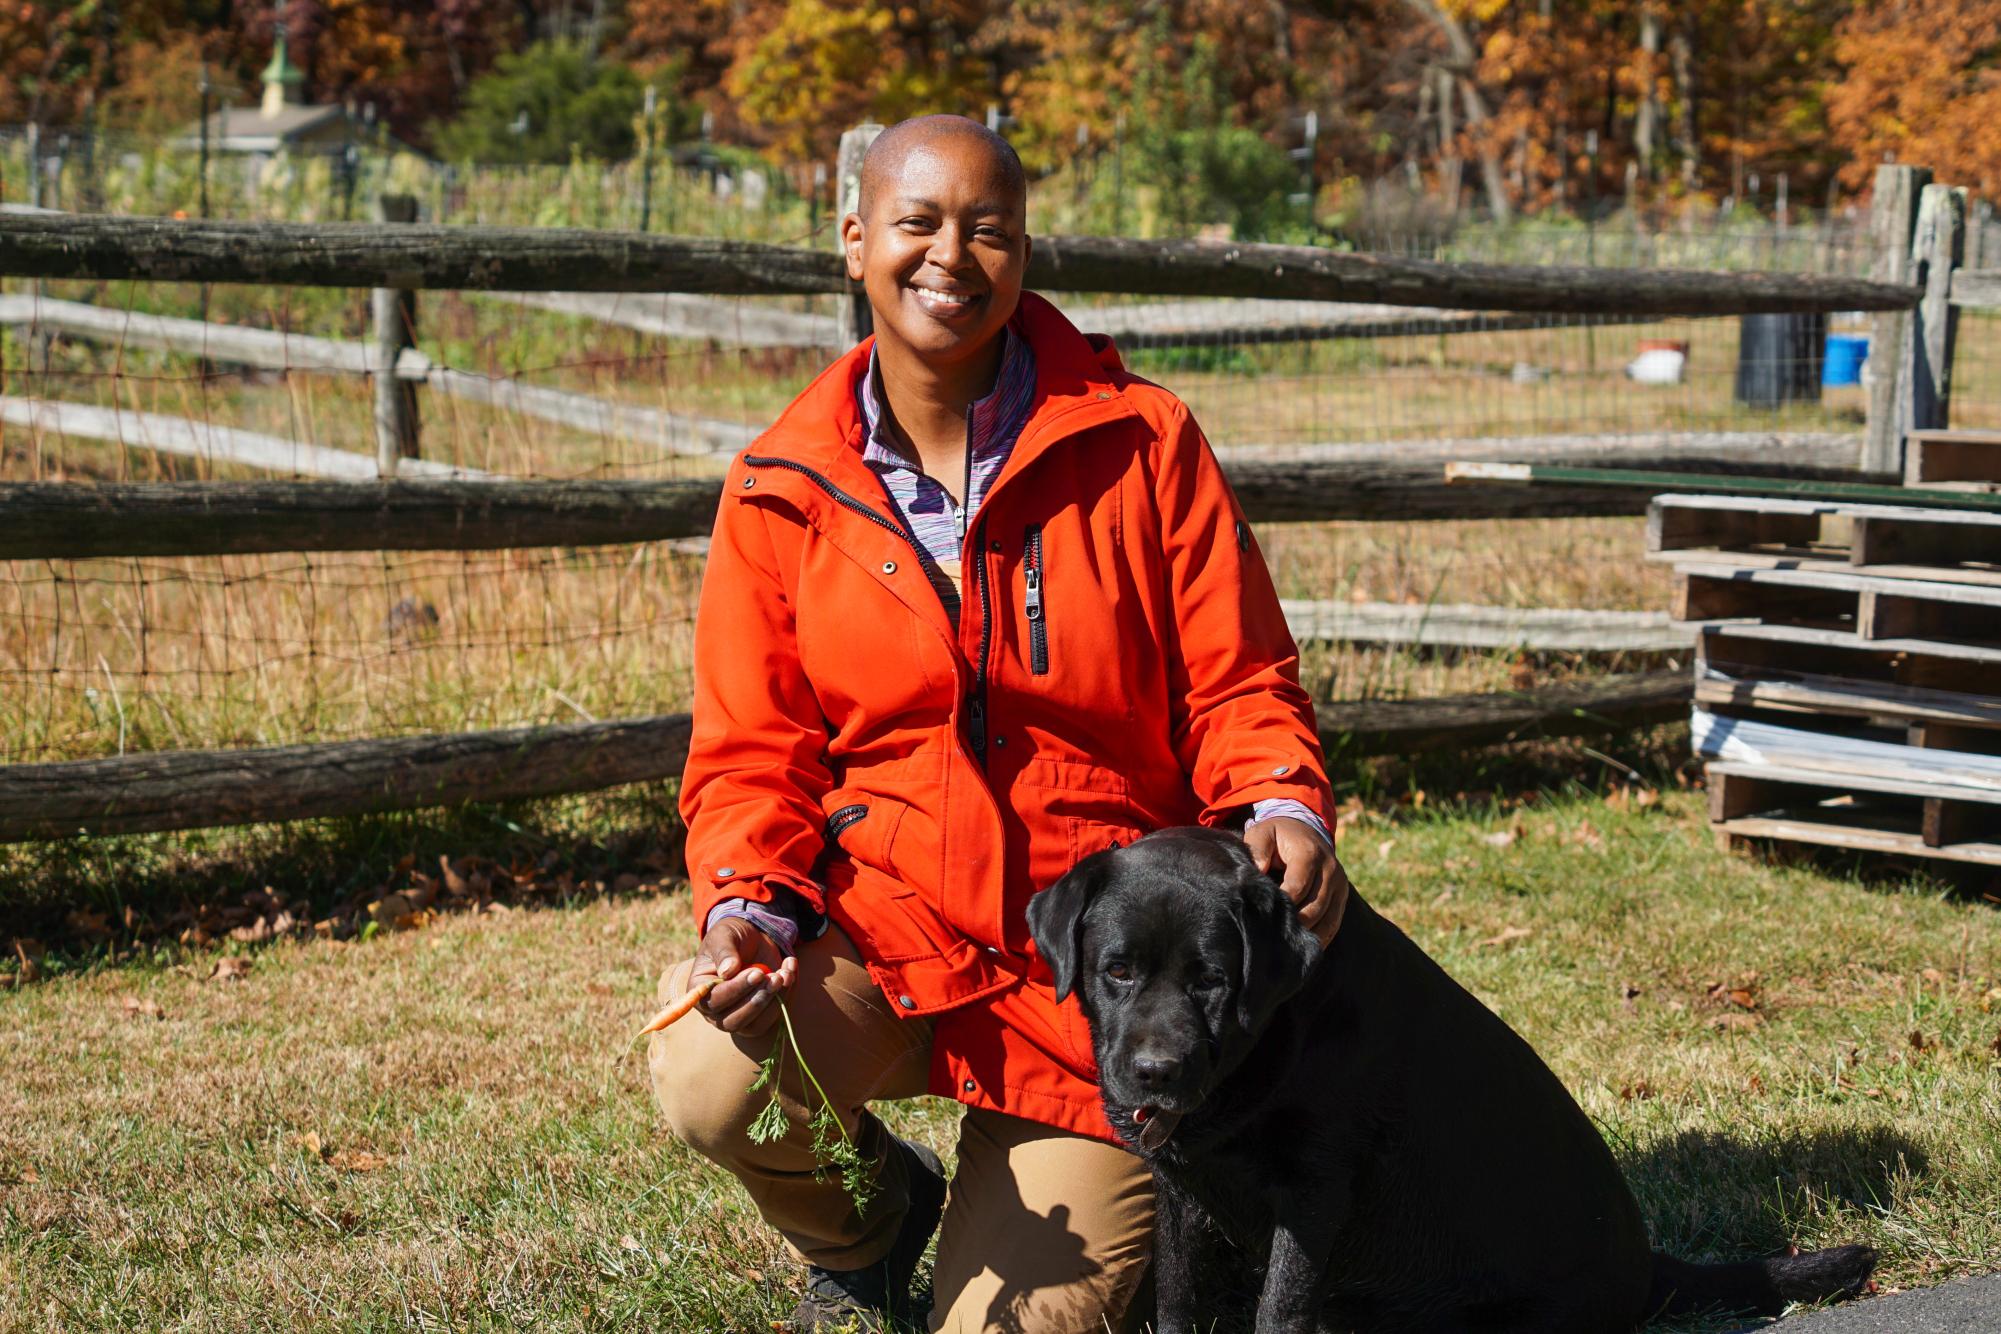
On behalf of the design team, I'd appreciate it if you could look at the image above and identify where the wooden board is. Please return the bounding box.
[0,212,1920,312]
[0,714,693,841]
[0,396,484,480]
[1318,671,1689,756]
[1706,764,2001,866]
[1672,563,2001,648]
[1905,429,2001,492]
[1283,600,1688,652]
[1645,545,2001,591]
[1694,663,2001,732]
[0,478,726,559]
[1698,623,2001,698]
[1648,493,2001,575]
[1692,709,2001,801]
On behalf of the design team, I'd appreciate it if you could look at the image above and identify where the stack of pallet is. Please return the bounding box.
[1649,429,2001,868]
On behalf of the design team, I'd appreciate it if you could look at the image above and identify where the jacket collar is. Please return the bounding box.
[746,291,1139,486]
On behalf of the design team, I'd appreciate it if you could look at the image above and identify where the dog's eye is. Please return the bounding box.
[1192,970,1227,992]
[1105,962,1131,982]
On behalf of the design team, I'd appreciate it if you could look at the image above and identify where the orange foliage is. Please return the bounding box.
[1828,0,2001,199]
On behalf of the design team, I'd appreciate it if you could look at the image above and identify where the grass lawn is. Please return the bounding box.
[4,755,1998,1332]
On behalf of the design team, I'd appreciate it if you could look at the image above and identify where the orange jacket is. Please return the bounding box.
[681,292,1334,1140]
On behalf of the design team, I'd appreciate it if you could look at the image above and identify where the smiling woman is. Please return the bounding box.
[649,112,1347,1334]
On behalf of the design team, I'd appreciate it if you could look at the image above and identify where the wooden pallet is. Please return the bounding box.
[1647,493,2001,580]
[1697,622,2001,699]
[1671,563,2001,647]
[1707,763,2001,866]
[1906,428,2001,493]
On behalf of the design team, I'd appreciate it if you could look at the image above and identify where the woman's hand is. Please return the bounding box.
[1244,816,1351,947]
[692,917,798,1037]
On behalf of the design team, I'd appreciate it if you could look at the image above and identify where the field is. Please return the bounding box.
[3,759,1999,1332]
[4,208,1999,1329]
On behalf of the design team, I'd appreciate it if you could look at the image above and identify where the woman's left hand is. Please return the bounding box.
[1244,816,1350,947]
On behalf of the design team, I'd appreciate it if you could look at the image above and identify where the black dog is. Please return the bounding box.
[1027,827,1876,1333]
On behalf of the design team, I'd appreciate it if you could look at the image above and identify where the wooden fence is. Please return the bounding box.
[1,159,1990,842]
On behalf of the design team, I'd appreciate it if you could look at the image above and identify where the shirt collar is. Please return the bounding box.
[858,325,1031,471]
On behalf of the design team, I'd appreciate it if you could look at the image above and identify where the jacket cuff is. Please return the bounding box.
[1244,798,1332,847]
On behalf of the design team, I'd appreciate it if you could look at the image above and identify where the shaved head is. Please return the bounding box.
[857,114,1027,221]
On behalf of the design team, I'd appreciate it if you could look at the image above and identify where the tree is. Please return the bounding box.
[1828,0,2001,200]
[432,39,663,163]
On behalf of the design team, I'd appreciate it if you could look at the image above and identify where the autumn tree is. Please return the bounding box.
[1828,0,2001,201]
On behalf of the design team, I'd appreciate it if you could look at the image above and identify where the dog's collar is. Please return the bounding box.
[1132,1105,1184,1152]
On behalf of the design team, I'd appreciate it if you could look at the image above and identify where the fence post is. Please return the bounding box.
[371,194,421,476]
[1862,164,1928,474]
[1966,197,1993,271]
[835,123,883,348]
[1904,183,1966,436]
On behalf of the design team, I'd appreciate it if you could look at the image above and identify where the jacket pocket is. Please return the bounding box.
[818,790,905,881]
[1023,524,1048,676]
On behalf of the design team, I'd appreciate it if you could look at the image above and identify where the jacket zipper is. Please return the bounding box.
[743,455,925,557]
[824,803,869,840]
[1023,523,1048,675]
[742,452,991,766]
[969,514,992,762]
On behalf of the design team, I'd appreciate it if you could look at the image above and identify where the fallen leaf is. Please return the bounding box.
[229,916,273,945]
[586,982,615,998]
[1727,988,1758,1011]
[619,1234,644,1252]
[1508,653,1535,691]
[1909,1030,1933,1053]
[293,1131,325,1158]
[1567,821,1605,850]
[119,995,165,1020]
[66,909,112,940]
[1375,838,1397,860]
[1619,1080,1655,1101]
[484,901,513,915]
[328,1149,388,1172]
[1989,1031,2000,1059]
[439,855,469,897]
[208,956,253,982]
[1710,1011,1761,1033]
[1746,1073,1766,1094]
[1480,830,1516,849]
[1481,925,1533,948]
[13,938,45,984]
[1920,968,1944,984]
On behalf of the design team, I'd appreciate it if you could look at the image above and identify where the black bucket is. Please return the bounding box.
[1735,312,1827,408]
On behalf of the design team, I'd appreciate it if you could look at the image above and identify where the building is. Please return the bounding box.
[180,29,354,158]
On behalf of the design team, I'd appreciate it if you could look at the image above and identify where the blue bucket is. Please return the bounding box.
[1823,333,1869,387]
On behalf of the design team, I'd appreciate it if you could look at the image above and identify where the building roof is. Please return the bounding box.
[184,103,348,152]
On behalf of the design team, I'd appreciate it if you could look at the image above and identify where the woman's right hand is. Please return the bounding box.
[692,916,797,1036]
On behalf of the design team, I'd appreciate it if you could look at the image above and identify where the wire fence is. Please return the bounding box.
[2,252,1895,768]
[0,123,1907,272]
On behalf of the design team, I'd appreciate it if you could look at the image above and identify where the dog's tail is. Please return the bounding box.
[1645,1245,1876,1320]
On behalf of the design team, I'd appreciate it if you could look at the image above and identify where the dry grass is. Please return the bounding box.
[2,774,1997,1332]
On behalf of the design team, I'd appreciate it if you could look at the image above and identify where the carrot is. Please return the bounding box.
[637,964,769,1036]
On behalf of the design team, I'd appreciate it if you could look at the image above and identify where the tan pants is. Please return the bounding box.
[649,927,1154,1333]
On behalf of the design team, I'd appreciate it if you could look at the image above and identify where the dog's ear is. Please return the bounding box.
[1027,847,1118,1003]
[1233,873,1322,1033]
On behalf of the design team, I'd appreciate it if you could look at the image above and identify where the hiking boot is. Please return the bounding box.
[790,1137,947,1332]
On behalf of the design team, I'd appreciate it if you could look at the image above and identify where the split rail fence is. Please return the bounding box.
[1,157,1985,844]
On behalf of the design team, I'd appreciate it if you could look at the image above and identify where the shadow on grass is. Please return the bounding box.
[0,781,686,973]
[1627,1125,1924,1262]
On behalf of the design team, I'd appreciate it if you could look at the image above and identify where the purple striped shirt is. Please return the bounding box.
[857,325,1038,622]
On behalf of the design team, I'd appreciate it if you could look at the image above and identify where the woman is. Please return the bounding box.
[650,114,1347,1333]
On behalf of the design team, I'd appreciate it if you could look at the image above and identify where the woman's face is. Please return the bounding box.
[844,134,1031,370]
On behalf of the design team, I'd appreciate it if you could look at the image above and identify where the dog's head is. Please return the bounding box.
[1026,826,1321,1147]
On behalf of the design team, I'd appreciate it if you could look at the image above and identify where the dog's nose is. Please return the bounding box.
[1131,1053,1183,1087]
